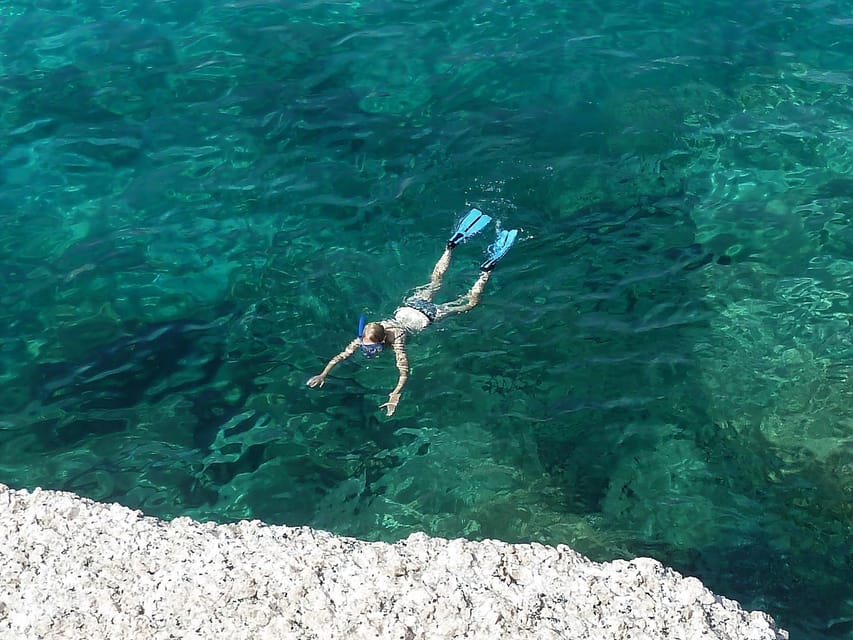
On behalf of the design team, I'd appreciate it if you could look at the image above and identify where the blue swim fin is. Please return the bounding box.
[480,228,519,271]
[447,208,492,248]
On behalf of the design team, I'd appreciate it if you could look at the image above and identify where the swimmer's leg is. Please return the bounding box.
[412,210,492,301]
[434,271,491,321]
[412,246,453,301]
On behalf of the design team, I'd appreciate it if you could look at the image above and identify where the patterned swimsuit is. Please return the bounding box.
[388,297,437,335]
[404,298,437,322]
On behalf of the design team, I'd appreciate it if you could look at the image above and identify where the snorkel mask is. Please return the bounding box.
[358,314,384,359]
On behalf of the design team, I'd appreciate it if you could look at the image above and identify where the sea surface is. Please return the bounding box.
[1,1,851,636]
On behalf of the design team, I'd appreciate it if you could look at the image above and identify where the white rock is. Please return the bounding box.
[0,483,787,640]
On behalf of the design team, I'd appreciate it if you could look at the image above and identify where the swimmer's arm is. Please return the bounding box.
[306,339,359,388]
[381,337,409,416]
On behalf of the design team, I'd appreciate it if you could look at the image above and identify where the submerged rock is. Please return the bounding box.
[0,483,787,639]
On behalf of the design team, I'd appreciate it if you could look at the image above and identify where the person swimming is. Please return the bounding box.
[306,208,518,416]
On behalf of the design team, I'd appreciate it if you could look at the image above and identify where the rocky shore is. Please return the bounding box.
[0,484,787,639]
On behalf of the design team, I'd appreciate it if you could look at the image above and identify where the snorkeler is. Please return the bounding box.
[306,208,518,416]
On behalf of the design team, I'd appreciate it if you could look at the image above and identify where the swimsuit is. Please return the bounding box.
[404,298,437,322]
[389,297,436,335]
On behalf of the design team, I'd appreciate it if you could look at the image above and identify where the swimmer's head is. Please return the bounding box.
[358,316,385,358]
[361,322,386,343]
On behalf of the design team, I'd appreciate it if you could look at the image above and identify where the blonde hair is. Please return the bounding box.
[362,322,386,343]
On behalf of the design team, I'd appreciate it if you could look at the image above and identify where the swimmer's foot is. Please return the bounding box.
[480,228,519,271]
[447,208,492,248]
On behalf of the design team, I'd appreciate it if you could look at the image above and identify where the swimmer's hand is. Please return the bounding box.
[306,374,326,388]
[380,392,401,417]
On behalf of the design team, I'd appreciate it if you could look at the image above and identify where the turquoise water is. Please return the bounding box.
[1,0,851,636]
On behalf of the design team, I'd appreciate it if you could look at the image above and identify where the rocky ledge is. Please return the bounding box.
[0,484,787,639]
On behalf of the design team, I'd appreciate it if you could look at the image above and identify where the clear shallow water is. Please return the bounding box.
[1,0,851,636]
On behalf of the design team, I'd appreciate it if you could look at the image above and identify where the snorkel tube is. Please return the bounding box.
[358,313,366,338]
